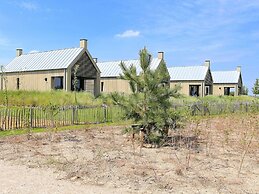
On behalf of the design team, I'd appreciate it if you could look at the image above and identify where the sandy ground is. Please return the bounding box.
[0,160,129,194]
[0,114,258,194]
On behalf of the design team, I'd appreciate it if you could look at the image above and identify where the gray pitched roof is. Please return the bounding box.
[4,47,84,73]
[212,71,240,84]
[168,66,209,81]
[97,58,162,77]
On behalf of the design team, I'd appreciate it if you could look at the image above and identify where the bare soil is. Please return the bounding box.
[0,114,258,194]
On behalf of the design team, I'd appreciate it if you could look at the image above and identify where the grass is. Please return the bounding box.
[172,94,259,104]
[1,90,258,107]
[0,120,133,138]
[0,90,104,107]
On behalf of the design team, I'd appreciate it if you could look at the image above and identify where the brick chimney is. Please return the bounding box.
[80,39,87,49]
[16,48,23,57]
[204,60,210,68]
[158,51,164,59]
[236,66,241,72]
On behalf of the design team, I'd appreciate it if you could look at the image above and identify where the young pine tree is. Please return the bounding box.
[111,48,180,144]
[252,79,259,96]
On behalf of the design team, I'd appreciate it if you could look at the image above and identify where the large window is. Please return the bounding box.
[52,76,63,90]
[224,87,230,95]
[189,85,200,96]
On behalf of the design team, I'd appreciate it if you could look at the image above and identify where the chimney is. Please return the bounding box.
[204,60,210,68]
[93,58,98,63]
[16,48,23,57]
[236,66,241,72]
[80,39,87,49]
[158,51,164,60]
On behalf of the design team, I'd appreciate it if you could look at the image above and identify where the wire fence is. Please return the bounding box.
[173,101,259,116]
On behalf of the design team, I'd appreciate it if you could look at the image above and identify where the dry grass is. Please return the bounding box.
[0,113,258,193]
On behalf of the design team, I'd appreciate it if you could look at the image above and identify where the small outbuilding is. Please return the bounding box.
[0,39,100,96]
[97,52,167,94]
[168,60,213,97]
[212,66,243,96]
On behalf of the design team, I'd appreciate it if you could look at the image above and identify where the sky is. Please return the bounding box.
[0,0,258,94]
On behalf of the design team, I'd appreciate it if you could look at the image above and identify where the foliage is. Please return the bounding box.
[0,66,8,107]
[73,64,80,104]
[111,48,181,143]
[252,78,259,96]
[241,85,248,95]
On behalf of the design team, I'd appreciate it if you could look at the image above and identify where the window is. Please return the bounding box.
[52,76,63,90]
[16,78,20,90]
[189,85,200,96]
[101,82,104,92]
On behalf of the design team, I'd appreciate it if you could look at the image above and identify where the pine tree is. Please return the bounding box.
[252,79,259,96]
[111,48,180,145]
[241,85,248,95]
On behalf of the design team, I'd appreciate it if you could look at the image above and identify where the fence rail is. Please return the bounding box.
[0,101,258,130]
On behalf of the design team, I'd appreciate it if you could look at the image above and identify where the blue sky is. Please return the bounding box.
[0,0,259,94]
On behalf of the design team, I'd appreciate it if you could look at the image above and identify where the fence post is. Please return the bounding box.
[72,106,75,125]
[30,106,33,128]
[103,104,108,123]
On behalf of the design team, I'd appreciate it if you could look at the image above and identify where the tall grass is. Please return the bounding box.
[171,95,259,105]
[0,90,258,109]
[0,90,102,107]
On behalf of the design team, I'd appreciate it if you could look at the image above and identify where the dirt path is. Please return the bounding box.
[0,160,129,194]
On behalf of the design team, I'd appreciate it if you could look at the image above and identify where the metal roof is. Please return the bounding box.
[212,71,240,84]
[97,58,162,77]
[4,48,84,72]
[168,65,209,81]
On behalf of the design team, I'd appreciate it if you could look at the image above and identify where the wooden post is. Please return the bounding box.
[103,104,108,123]
[72,106,75,124]
[30,106,33,128]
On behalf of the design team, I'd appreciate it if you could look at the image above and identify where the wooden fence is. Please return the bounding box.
[0,105,124,130]
[0,101,258,130]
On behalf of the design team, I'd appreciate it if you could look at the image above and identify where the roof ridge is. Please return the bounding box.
[20,47,82,56]
[168,65,205,68]
[98,57,159,64]
[212,70,237,73]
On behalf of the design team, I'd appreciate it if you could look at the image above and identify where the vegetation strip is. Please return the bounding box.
[0,120,132,138]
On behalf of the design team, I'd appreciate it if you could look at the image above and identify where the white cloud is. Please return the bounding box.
[115,30,140,38]
[29,50,39,54]
[0,37,9,47]
[20,1,38,11]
